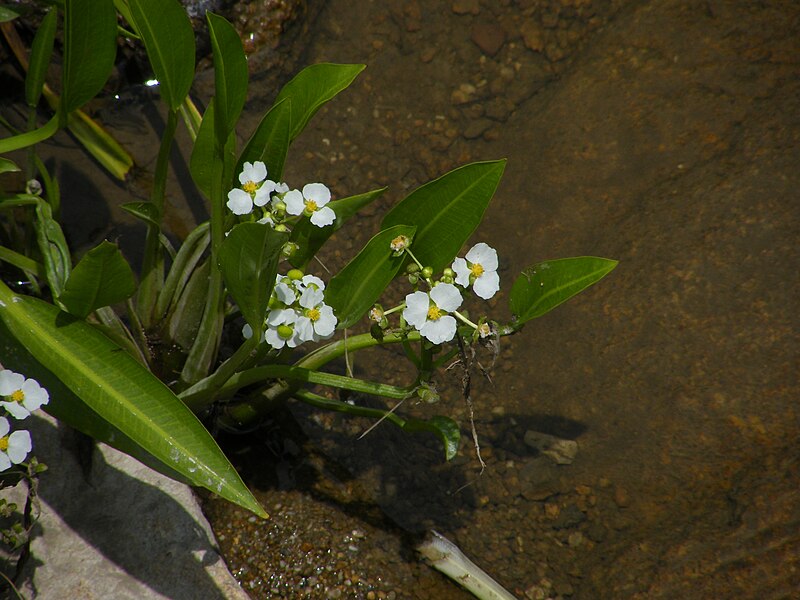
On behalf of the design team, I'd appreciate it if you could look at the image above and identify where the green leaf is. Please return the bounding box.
[207,12,247,143]
[0,325,187,483]
[189,101,216,198]
[0,158,20,174]
[0,6,20,22]
[0,280,266,517]
[120,201,160,228]
[34,199,71,298]
[381,160,506,272]
[295,390,461,461]
[25,7,57,108]
[237,98,292,183]
[326,224,416,329]
[58,241,136,319]
[0,115,59,153]
[509,257,618,327]
[289,187,387,269]
[219,222,288,335]
[61,0,117,116]
[275,63,365,141]
[167,259,209,352]
[155,221,210,321]
[128,0,195,111]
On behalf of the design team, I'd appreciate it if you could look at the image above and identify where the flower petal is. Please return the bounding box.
[403,291,430,328]
[303,183,331,207]
[21,379,48,411]
[226,189,253,215]
[284,189,305,215]
[253,181,276,206]
[0,416,9,437]
[473,271,500,300]
[314,305,337,337]
[310,206,336,227]
[1,401,30,420]
[451,257,471,287]
[299,287,324,309]
[7,430,32,463]
[466,242,498,271]
[430,283,462,313]
[241,161,267,184]
[264,327,287,349]
[301,275,326,291]
[420,315,457,344]
[0,371,24,396]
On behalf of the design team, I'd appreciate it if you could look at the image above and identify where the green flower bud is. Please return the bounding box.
[421,266,434,279]
[442,267,455,278]
[274,223,289,233]
[281,242,299,257]
[408,274,419,285]
[406,262,420,274]
[277,324,294,339]
[287,269,304,281]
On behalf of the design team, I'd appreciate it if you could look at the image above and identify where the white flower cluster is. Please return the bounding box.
[243,271,338,350]
[402,243,500,345]
[226,161,335,228]
[0,369,50,472]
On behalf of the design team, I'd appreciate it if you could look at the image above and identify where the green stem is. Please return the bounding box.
[0,246,44,279]
[220,329,421,426]
[137,109,179,328]
[181,362,414,411]
[453,309,479,330]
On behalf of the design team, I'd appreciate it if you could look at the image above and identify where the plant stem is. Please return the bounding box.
[137,109,178,328]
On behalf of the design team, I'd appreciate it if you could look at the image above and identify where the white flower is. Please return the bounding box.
[226,161,277,215]
[294,286,337,343]
[403,283,463,344]
[0,370,49,419]
[0,416,32,471]
[264,308,301,349]
[300,274,326,291]
[284,183,336,227]
[452,242,500,300]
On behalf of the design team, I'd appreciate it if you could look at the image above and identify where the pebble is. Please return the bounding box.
[471,23,506,57]
[519,21,545,52]
[452,0,480,15]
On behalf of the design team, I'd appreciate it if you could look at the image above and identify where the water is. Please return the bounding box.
[3,0,798,597]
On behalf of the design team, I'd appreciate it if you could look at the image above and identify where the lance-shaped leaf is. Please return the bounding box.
[296,390,461,461]
[34,199,70,298]
[381,160,506,272]
[275,63,365,142]
[25,6,57,109]
[289,187,388,269]
[509,257,618,327]
[326,225,416,329]
[61,0,117,117]
[0,280,266,517]
[236,98,292,184]
[128,0,195,111]
[189,101,216,198]
[219,223,288,335]
[58,241,136,319]
[207,12,247,143]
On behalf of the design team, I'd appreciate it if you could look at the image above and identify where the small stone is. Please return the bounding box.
[471,23,506,57]
[567,531,584,547]
[524,430,579,464]
[613,486,630,508]
[519,21,545,52]
[420,47,436,63]
[452,0,480,15]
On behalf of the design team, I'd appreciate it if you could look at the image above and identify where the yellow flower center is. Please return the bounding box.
[304,199,319,212]
[0,437,8,451]
[307,307,321,322]
[470,263,485,278]
[427,306,443,321]
[242,181,258,194]
[10,390,24,404]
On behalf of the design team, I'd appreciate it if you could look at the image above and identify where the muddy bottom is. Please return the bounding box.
[200,0,800,599]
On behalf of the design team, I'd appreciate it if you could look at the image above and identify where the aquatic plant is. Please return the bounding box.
[0,0,616,517]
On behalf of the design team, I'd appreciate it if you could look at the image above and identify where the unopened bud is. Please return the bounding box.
[287,269,304,281]
[421,266,434,279]
[281,242,299,257]
[274,223,289,233]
